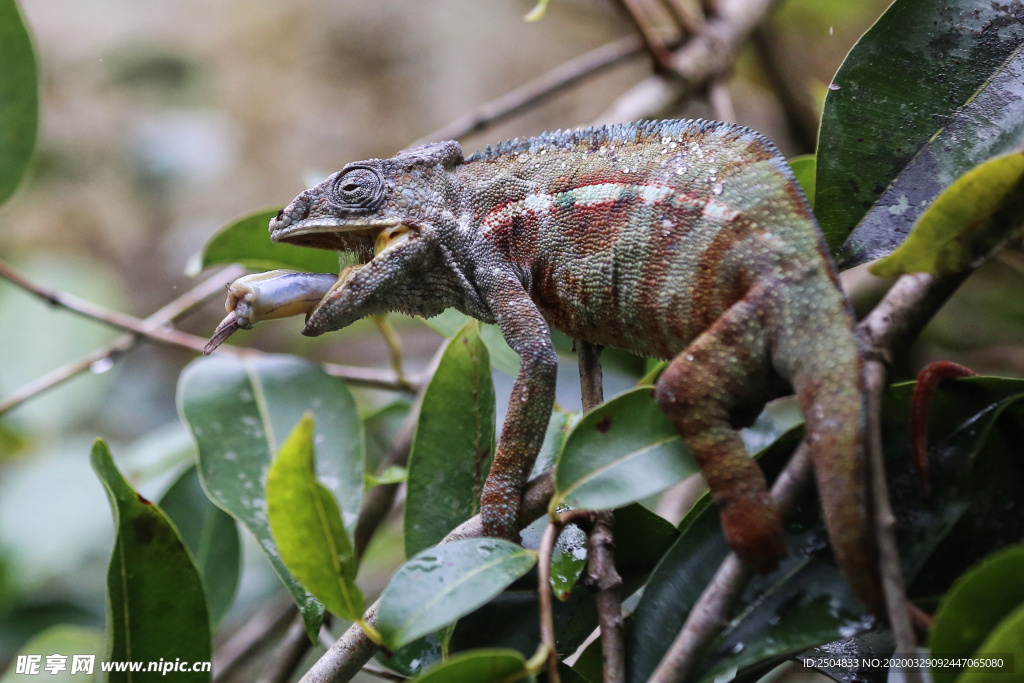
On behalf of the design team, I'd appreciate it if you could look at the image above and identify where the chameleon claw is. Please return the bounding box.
[204,313,242,354]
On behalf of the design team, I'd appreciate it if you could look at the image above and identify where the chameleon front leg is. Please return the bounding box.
[480,280,559,540]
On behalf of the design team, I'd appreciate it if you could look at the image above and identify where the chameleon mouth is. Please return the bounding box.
[271,218,403,264]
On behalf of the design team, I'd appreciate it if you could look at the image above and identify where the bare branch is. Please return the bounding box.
[214,602,298,683]
[414,36,645,146]
[596,0,780,124]
[0,259,422,394]
[751,25,819,154]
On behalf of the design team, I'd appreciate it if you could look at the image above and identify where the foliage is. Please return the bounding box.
[2,0,1024,682]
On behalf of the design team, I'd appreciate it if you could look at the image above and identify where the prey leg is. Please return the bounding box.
[204,270,339,353]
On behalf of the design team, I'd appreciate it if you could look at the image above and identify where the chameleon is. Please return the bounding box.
[206,119,884,616]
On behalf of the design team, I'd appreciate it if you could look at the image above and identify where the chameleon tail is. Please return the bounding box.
[779,289,886,619]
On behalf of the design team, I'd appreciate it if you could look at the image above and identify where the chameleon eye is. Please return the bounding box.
[330,165,386,212]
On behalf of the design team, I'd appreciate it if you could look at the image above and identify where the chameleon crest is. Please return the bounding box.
[207,120,884,616]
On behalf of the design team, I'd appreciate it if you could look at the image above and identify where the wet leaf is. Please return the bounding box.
[414,648,527,683]
[177,354,364,639]
[788,154,816,206]
[929,545,1024,683]
[267,415,364,621]
[871,152,1024,277]
[376,538,536,651]
[159,466,240,628]
[955,603,1024,683]
[188,208,347,275]
[554,388,696,511]
[405,321,496,556]
[815,0,1024,264]
[548,522,588,601]
[0,0,37,205]
[90,440,211,682]
[0,625,102,683]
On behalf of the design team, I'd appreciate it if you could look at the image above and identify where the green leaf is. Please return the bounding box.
[419,309,521,377]
[365,464,408,486]
[90,440,211,682]
[0,625,102,683]
[159,466,240,629]
[955,603,1024,683]
[405,321,496,556]
[816,0,1024,265]
[376,538,536,651]
[188,208,347,275]
[788,154,816,207]
[930,545,1024,683]
[414,648,527,683]
[0,0,38,205]
[871,152,1024,277]
[554,387,696,511]
[524,0,550,22]
[548,522,588,601]
[177,354,365,639]
[267,415,364,621]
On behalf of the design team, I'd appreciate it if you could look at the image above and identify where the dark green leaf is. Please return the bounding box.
[267,415,364,622]
[871,152,1024,277]
[376,538,536,651]
[90,440,211,682]
[547,522,588,601]
[956,603,1024,683]
[413,648,527,683]
[177,354,365,639]
[815,0,1024,264]
[159,466,240,628]
[0,625,102,683]
[929,545,1024,683]
[188,208,346,275]
[0,0,38,205]
[554,388,696,511]
[788,154,816,206]
[405,321,496,556]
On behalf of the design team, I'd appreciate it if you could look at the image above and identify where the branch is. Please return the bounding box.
[596,0,779,124]
[214,602,297,683]
[0,259,422,394]
[0,264,246,417]
[414,35,646,146]
[298,470,557,683]
[751,25,819,154]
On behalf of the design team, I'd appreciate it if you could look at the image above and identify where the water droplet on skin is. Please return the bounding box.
[828,83,841,91]
[730,642,745,654]
[90,358,114,374]
[622,166,630,173]
[686,354,694,362]
[669,141,678,149]
[712,183,723,195]
[829,25,834,35]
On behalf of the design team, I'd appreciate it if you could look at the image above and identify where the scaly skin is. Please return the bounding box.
[211,120,885,616]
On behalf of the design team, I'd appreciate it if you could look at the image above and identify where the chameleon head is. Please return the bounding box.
[268,140,465,335]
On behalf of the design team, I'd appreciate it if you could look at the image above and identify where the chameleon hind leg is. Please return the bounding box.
[654,287,786,573]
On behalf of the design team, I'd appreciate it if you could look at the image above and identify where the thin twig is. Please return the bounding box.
[0,265,246,417]
[576,340,625,683]
[214,603,298,683]
[258,615,317,683]
[414,36,645,146]
[353,341,448,558]
[707,81,735,123]
[539,509,597,683]
[612,0,677,74]
[0,259,422,393]
[299,469,557,683]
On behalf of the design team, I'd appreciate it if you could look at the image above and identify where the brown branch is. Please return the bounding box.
[258,615,317,683]
[613,0,677,74]
[414,36,646,147]
[0,259,422,394]
[298,469,557,683]
[214,602,298,683]
[576,340,625,683]
[596,0,780,124]
[0,264,246,417]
